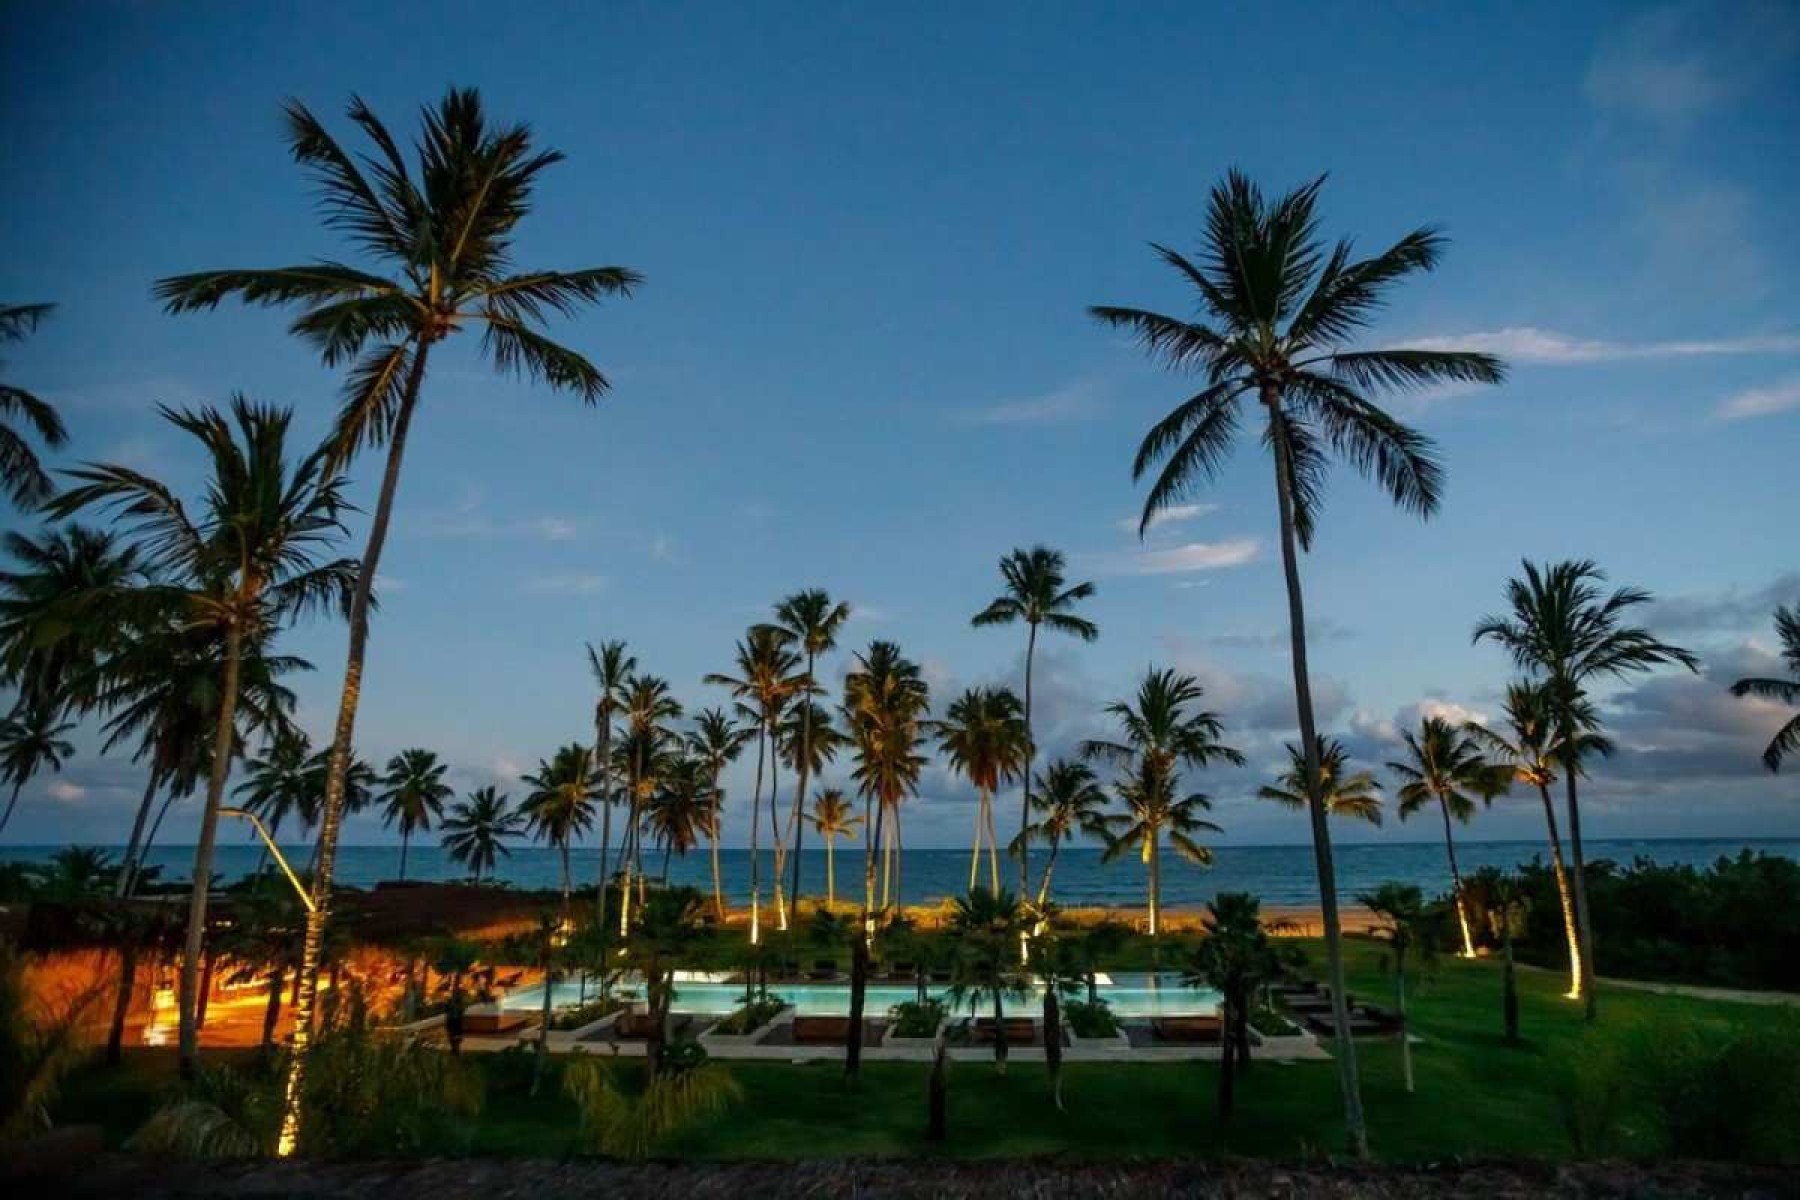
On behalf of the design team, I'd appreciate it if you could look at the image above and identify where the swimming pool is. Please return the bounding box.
[502,972,1221,1018]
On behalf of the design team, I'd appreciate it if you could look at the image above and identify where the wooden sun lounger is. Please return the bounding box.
[1151,1015,1225,1044]
[971,1017,1037,1046]
[885,961,917,981]
[807,960,840,982]
[790,1015,881,1044]
[613,1012,693,1040]
[463,1009,531,1035]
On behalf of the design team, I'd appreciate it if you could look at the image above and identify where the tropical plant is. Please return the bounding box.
[0,706,75,832]
[645,754,710,880]
[586,639,635,927]
[0,303,69,509]
[706,629,799,941]
[0,938,103,1146]
[1184,893,1296,1118]
[430,938,482,1055]
[1082,669,1241,935]
[686,706,747,918]
[842,640,931,915]
[376,747,452,881]
[1093,170,1504,1154]
[1257,736,1382,826]
[1730,604,1800,772]
[614,674,683,930]
[520,744,599,901]
[155,88,642,1145]
[772,589,851,908]
[1387,715,1507,957]
[0,525,144,718]
[1357,882,1441,1093]
[215,881,305,1056]
[1474,558,1697,1018]
[808,788,862,908]
[43,397,357,1078]
[1464,681,1590,996]
[1013,758,1109,909]
[622,887,712,1076]
[946,887,1030,1073]
[934,686,1030,895]
[563,1051,741,1160]
[1465,866,1524,1042]
[439,786,521,884]
[234,729,313,856]
[971,546,1097,894]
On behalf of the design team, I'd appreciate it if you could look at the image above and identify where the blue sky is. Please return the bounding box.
[3,1,1796,850]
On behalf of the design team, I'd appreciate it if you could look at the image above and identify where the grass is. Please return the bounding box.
[51,938,1796,1162]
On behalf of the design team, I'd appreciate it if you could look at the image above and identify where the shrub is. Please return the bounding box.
[710,996,785,1036]
[563,1051,741,1159]
[551,996,627,1031]
[1062,1000,1119,1038]
[887,998,947,1038]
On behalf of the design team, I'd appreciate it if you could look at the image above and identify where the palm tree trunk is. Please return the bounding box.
[985,792,1001,895]
[0,780,23,832]
[1439,798,1475,957]
[1396,959,1413,1093]
[1537,781,1583,999]
[196,948,216,1029]
[106,936,140,1066]
[660,839,671,883]
[1218,992,1236,1119]
[894,805,905,906]
[969,795,984,893]
[749,724,765,944]
[1147,836,1160,938]
[262,964,284,1053]
[531,959,555,1096]
[1563,751,1597,1021]
[710,819,724,919]
[790,650,815,909]
[595,708,612,929]
[177,620,245,1080]
[826,836,836,907]
[398,828,410,882]
[1037,836,1061,910]
[1265,392,1368,1158]
[116,771,162,899]
[769,736,787,930]
[1020,622,1037,895]
[991,988,1007,1074]
[279,340,433,1155]
[863,792,881,919]
[561,840,572,901]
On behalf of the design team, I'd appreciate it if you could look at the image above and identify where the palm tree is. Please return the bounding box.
[43,398,357,1079]
[706,629,799,942]
[520,744,599,902]
[615,675,682,932]
[686,707,747,918]
[0,707,75,832]
[1473,559,1697,1018]
[1464,682,1590,997]
[0,525,145,718]
[301,746,375,848]
[934,687,1030,895]
[946,887,1030,1074]
[1357,883,1441,1093]
[377,748,453,881]
[1184,893,1294,1119]
[440,786,521,884]
[1081,669,1242,936]
[772,590,851,908]
[1013,758,1108,909]
[1730,605,1800,772]
[971,547,1097,893]
[1257,736,1382,826]
[431,938,482,1055]
[586,640,635,928]
[156,91,642,1147]
[646,755,708,881]
[1387,716,1506,958]
[841,641,931,916]
[808,789,862,908]
[1093,172,1504,1154]
[235,730,314,855]
[776,699,847,911]
[0,303,69,508]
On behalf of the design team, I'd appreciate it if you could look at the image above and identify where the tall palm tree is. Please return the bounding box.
[1357,883,1440,1093]
[946,887,1030,1074]
[971,547,1097,893]
[0,708,74,833]
[233,728,314,866]
[0,525,145,717]
[1473,559,1696,1018]
[1183,893,1292,1119]
[686,706,747,918]
[1012,758,1108,909]
[1730,604,1800,772]
[520,744,600,902]
[0,303,69,508]
[776,698,847,910]
[154,91,641,1149]
[615,675,682,932]
[933,687,1030,895]
[771,591,852,906]
[1082,669,1240,936]
[1257,736,1382,825]
[1464,682,1594,996]
[841,641,931,917]
[1387,716,1506,957]
[706,629,799,942]
[808,788,861,908]
[1091,172,1505,1154]
[586,640,635,927]
[43,397,356,1079]
[645,755,708,881]
[301,746,374,839]
[377,747,453,881]
[439,786,520,884]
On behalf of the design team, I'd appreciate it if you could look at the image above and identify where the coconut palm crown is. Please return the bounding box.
[0,303,70,508]
[1730,604,1800,772]
[1258,736,1382,825]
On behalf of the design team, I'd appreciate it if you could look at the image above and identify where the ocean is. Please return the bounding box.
[4,837,1794,909]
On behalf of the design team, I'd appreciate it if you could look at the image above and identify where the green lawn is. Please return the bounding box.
[54,939,1796,1162]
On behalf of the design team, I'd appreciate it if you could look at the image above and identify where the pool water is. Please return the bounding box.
[502,972,1220,1018]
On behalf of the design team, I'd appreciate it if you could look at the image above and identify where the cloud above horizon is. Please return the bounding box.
[1716,377,1800,421]
[1408,327,1800,366]
[958,379,1105,426]
[1088,538,1260,577]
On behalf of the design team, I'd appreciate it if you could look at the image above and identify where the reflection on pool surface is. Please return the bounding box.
[502,972,1221,1018]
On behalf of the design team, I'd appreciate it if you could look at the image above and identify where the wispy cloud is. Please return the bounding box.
[958,380,1104,426]
[1408,327,1800,366]
[48,781,86,802]
[1091,538,1259,577]
[1115,502,1218,534]
[1716,377,1800,421]
[522,573,605,596]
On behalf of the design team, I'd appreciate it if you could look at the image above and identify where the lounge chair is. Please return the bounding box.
[885,960,917,981]
[807,959,840,982]
[1151,1015,1225,1044]
[971,1016,1037,1046]
[792,1015,875,1044]
[928,966,953,984]
[462,1008,531,1035]
[613,1011,693,1040]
